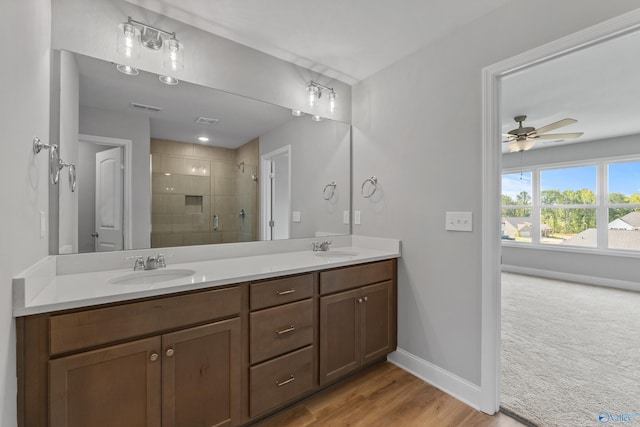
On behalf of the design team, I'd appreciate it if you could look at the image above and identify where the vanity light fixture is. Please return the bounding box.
[116,16,183,81]
[311,115,322,122]
[307,80,336,115]
[291,109,304,117]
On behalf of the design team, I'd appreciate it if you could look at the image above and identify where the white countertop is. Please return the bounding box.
[13,236,400,316]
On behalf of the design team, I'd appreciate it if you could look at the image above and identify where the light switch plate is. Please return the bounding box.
[292,211,301,223]
[445,212,472,232]
[343,211,350,224]
[354,211,361,225]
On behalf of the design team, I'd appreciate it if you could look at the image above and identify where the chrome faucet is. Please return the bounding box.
[312,240,332,252]
[127,254,167,271]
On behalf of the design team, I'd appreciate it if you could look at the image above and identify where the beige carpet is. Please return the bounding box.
[501,272,640,427]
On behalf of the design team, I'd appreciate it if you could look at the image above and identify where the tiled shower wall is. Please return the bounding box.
[150,138,259,248]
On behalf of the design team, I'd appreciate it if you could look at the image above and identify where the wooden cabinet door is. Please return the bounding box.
[319,288,361,385]
[361,281,393,365]
[49,337,162,427]
[162,318,241,427]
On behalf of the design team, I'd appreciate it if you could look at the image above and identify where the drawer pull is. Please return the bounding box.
[275,289,296,296]
[276,375,296,387]
[275,325,296,335]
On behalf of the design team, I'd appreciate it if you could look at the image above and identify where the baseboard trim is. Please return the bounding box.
[502,265,640,293]
[388,349,481,410]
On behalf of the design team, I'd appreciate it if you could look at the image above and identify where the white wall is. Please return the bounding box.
[352,0,639,394]
[260,118,351,238]
[0,0,51,425]
[51,0,351,123]
[80,106,151,249]
[502,133,640,285]
[57,49,80,254]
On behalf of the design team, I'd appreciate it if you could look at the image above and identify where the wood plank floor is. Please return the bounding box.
[254,362,525,427]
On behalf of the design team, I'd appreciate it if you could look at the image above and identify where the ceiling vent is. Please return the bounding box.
[195,116,220,126]
[130,102,162,113]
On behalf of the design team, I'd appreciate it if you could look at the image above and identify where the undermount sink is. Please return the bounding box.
[109,269,196,285]
[314,250,359,258]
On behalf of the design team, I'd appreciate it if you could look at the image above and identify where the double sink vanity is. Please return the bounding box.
[14,236,400,426]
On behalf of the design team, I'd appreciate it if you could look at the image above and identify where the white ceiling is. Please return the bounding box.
[123,0,512,84]
[501,28,640,152]
[119,1,640,151]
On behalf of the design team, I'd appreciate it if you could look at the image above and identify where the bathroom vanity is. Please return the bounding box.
[14,238,399,426]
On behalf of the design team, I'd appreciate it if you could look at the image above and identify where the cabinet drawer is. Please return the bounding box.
[50,286,241,356]
[250,346,314,418]
[319,260,394,295]
[250,299,313,364]
[250,274,313,311]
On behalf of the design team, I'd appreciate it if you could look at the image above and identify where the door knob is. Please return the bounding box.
[91,232,99,238]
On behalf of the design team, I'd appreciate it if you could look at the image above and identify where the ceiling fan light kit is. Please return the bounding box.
[503,115,584,152]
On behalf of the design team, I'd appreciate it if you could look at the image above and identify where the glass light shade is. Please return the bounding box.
[159,75,179,85]
[163,38,184,72]
[116,64,139,75]
[328,91,336,115]
[116,22,140,59]
[311,115,322,122]
[291,109,303,117]
[308,85,319,108]
[508,138,536,152]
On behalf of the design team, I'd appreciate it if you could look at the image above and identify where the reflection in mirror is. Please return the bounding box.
[53,50,351,254]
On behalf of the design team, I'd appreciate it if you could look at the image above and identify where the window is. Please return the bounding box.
[540,165,596,247]
[502,159,640,252]
[607,161,640,250]
[501,172,532,242]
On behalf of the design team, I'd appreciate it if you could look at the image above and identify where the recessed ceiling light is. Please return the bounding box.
[159,75,179,85]
[198,136,210,142]
[116,64,139,75]
[291,109,303,117]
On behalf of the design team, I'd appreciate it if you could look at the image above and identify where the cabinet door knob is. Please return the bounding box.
[276,375,295,387]
[166,348,175,357]
[363,296,368,302]
[149,353,159,362]
[357,298,363,304]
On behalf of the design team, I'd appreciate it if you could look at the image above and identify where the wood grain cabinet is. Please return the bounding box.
[319,260,396,385]
[17,259,397,427]
[19,285,242,427]
[248,273,316,419]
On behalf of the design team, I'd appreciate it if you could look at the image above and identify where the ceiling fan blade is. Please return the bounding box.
[502,133,515,142]
[535,118,577,135]
[535,132,583,140]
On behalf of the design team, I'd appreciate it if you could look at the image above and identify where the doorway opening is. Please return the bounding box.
[260,145,291,240]
[78,134,132,253]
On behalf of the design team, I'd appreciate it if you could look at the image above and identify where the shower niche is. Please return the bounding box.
[150,138,259,248]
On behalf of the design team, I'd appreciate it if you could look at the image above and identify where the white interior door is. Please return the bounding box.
[95,147,124,251]
[261,146,291,240]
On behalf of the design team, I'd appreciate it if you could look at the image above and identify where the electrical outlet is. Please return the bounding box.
[445,212,472,232]
[354,211,361,225]
[343,211,350,224]
[40,211,46,238]
[292,211,301,223]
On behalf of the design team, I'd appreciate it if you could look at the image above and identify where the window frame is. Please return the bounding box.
[501,155,640,256]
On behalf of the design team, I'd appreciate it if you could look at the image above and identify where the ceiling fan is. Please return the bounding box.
[503,115,583,152]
